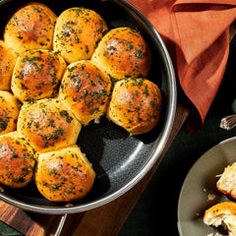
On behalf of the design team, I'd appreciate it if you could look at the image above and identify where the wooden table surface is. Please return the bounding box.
[0,94,190,236]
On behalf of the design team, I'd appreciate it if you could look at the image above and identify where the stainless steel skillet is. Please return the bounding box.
[0,0,176,215]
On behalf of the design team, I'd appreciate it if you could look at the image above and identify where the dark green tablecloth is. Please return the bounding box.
[119,37,236,236]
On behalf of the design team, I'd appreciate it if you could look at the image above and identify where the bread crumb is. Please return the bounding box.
[207,193,216,201]
[94,118,100,124]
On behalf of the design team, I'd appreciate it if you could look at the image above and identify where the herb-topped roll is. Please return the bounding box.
[35,145,95,202]
[91,27,151,81]
[0,91,20,135]
[59,60,112,125]
[54,7,108,63]
[0,132,36,188]
[107,78,162,135]
[4,2,57,56]
[0,40,16,91]
[17,98,81,153]
[11,49,66,102]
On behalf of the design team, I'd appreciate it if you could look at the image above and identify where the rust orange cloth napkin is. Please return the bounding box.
[129,0,236,125]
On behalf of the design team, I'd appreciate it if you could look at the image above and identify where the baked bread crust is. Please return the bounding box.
[0,91,20,135]
[217,162,236,200]
[92,27,151,81]
[203,202,236,236]
[107,78,162,135]
[0,131,36,188]
[0,40,16,90]
[4,2,57,55]
[54,7,108,63]
[17,98,81,153]
[35,145,95,202]
[59,60,112,125]
[12,49,66,102]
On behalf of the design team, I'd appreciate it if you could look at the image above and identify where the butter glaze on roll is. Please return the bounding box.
[35,145,95,202]
[17,98,81,153]
[0,91,20,135]
[0,132,36,188]
[4,2,57,55]
[107,78,162,135]
[59,60,112,125]
[12,49,66,102]
[54,7,108,63]
[91,27,151,81]
[0,40,16,91]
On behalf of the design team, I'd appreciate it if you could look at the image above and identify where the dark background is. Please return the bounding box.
[119,36,236,235]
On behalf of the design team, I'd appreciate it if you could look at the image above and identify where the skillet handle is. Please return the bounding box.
[54,214,68,236]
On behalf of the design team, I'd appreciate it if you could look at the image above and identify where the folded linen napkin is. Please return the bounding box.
[129,0,236,127]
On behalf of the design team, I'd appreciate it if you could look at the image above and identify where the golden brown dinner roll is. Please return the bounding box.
[54,7,108,63]
[4,2,57,56]
[0,131,36,188]
[216,162,236,200]
[107,78,162,135]
[59,60,112,125]
[0,40,16,90]
[0,91,20,135]
[11,49,66,102]
[203,202,236,236]
[17,98,81,153]
[35,145,95,202]
[91,27,151,81]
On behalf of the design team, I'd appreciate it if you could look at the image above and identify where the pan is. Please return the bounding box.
[0,0,176,214]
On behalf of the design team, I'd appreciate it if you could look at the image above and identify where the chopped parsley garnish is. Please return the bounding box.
[134,50,144,58]
[0,118,8,131]
[59,110,73,123]
[126,42,133,51]
[42,127,64,142]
